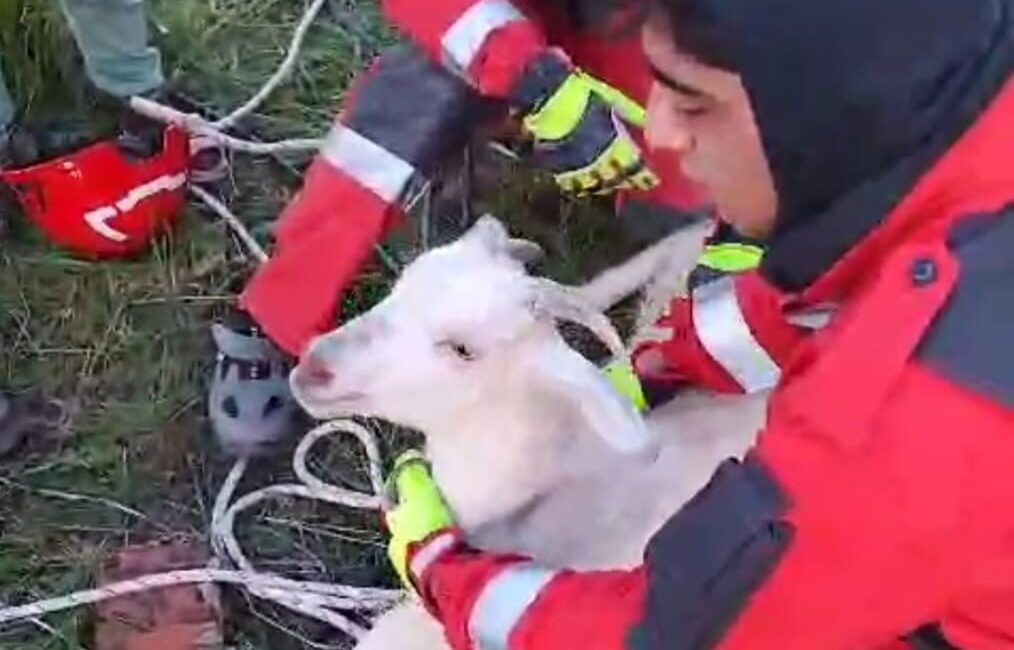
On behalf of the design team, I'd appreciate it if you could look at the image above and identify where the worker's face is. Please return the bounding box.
[642,18,778,238]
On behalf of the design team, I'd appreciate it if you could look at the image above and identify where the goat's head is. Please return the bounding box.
[291,216,653,454]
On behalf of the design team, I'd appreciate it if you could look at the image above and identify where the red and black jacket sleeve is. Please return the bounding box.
[632,225,811,400]
[241,44,488,355]
[381,0,548,99]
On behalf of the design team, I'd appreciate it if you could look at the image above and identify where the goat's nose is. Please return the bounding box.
[295,354,335,389]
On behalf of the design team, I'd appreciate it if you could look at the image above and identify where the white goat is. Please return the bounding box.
[291,216,767,650]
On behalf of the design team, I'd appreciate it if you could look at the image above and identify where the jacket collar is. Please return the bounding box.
[791,77,1014,307]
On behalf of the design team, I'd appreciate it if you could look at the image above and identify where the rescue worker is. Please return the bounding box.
[381,0,1014,648]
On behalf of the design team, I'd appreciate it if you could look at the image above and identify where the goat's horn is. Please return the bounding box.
[529,279,625,359]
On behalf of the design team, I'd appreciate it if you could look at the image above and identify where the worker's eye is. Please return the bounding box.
[677,105,709,118]
[437,339,478,362]
[670,93,713,119]
[673,99,711,119]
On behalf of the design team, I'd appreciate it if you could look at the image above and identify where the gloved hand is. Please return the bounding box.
[603,358,648,412]
[513,50,658,197]
[385,450,458,595]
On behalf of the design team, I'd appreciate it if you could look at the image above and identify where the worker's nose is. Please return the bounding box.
[645,85,693,154]
[293,353,335,390]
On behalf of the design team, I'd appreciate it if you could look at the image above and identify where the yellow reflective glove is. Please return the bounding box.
[384,450,457,594]
[603,358,648,412]
[698,242,766,274]
[517,53,658,197]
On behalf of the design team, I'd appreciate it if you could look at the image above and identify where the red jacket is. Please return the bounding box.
[408,76,1014,650]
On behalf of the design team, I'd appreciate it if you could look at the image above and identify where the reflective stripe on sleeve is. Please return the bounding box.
[442,0,525,75]
[320,123,416,203]
[692,275,781,393]
[468,562,559,650]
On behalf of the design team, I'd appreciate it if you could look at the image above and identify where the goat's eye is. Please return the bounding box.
[438,340,477,361]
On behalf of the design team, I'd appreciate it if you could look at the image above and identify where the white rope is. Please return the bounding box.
[213,0,330,131]
[129,96,322,155]
[0,420,405,642]
[189,185,270,263]
[0,569,394,625]
[292,420,389,511]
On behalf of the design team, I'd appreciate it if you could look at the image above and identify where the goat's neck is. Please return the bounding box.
[424,381,574,532]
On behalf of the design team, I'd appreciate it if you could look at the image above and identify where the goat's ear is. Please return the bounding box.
[531,338,658,457]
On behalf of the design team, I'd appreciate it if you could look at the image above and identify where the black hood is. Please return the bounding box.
[692,0,1014,290]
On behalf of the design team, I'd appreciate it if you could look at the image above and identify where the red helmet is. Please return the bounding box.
[0,125,189,258]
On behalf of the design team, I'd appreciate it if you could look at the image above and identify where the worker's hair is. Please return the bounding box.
[559,0,735,71]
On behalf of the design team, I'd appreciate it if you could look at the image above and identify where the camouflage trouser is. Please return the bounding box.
[0,0,164,129]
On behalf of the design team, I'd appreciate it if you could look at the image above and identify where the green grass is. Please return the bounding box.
[0,1,641,648]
